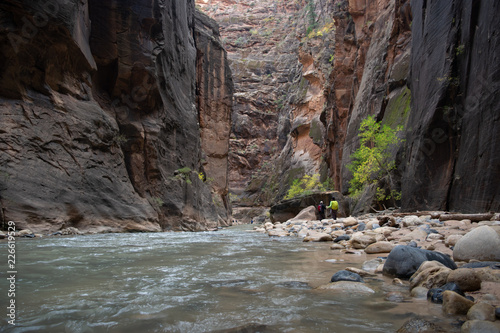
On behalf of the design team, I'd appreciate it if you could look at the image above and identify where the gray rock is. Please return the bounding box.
[383,245,457,278]
[453,226,500,262]
[330,270,364,283]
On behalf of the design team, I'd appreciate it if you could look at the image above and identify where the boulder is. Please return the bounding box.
[268,229,288,237]
[343,216,358,227]
[350,231,383,249]
[442,290,475,315]
[316,281,374,294]
[409,261,451,289]
[288,206,318,223]
[401,215,422,227]
[383,245,457,278]
[365,241,395,254]
[453,226,500,262]
[330,270,364,283]
[446,268,482,292]
[18,229,34,237]
[461,320,500,333]
[400,226,429,242]
[373,226,397,237]
[467,302,496,321]
[445,234,463,247]
[303,231,333,242]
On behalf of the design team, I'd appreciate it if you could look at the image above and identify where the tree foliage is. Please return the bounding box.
[284,174,334,200]
[347,116,404,204]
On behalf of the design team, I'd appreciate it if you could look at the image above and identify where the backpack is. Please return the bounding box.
[331,201,339,210]
[318,205,322,211]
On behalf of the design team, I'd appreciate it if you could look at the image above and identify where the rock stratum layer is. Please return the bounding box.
[0,0,233,232]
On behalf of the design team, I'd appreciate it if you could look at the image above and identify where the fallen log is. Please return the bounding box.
[438,213,494,222]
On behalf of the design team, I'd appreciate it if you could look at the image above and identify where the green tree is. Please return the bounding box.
[284,174,333,200]
[347,115,404,206]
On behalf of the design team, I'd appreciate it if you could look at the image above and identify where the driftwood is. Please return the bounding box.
[391,211,447,218]
[438,213,494,222]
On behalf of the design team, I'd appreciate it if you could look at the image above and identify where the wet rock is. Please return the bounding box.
[346,267,376,277]
[385,291,405,303]
[357,222,366,231]
[268,229,288,237]
[410,261,451,290]
[363,258,384,272]
[446,268,481,292]
[18,229,34,237]
[303,231,333,242]
[330,243,345,250]
[453,226,500,262]
[396,317,443,333]
[383,245,457,278]
[427,282,464,304]
[461,320,500,333]
[467,302,496,321]
[317,281,374,294]
[410,286,429,299]
[496,307,500,319]
[442,290,474,315]
[330,270,364,283]
[365,241,395,254]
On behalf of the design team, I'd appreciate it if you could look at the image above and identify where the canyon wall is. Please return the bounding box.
[401,0,500,213]
[0,0,233,232]
[328,0,499,213]
[197,0,337,208]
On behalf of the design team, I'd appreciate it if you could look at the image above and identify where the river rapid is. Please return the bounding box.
[1,225,452,333]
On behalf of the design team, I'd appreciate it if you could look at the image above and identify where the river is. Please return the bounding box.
[1,225,452,332]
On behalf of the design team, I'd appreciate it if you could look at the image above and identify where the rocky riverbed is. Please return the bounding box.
[256,207,500,332]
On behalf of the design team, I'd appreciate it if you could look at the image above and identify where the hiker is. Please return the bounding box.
[317,201,326,220]
[327,196,339,220]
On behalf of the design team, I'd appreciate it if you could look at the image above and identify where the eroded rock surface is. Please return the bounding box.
[0,0,233,232]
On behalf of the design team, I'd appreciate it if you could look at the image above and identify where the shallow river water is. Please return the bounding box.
[1,225,455,333]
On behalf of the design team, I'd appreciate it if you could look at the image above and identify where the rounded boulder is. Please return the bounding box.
[453,226,500,262]
[383,245,457,278]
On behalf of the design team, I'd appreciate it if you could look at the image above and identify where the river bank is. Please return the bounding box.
[255,209,500,332]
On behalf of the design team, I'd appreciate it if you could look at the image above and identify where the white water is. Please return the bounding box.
[0,225,449,332]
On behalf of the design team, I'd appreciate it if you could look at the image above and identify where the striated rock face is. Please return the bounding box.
[401,0,500,213]
[0,0,233,232]
[195,11,234,226]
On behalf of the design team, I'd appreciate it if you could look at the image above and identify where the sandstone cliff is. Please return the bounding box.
[0,0,233,232]
[201,0,499,214]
